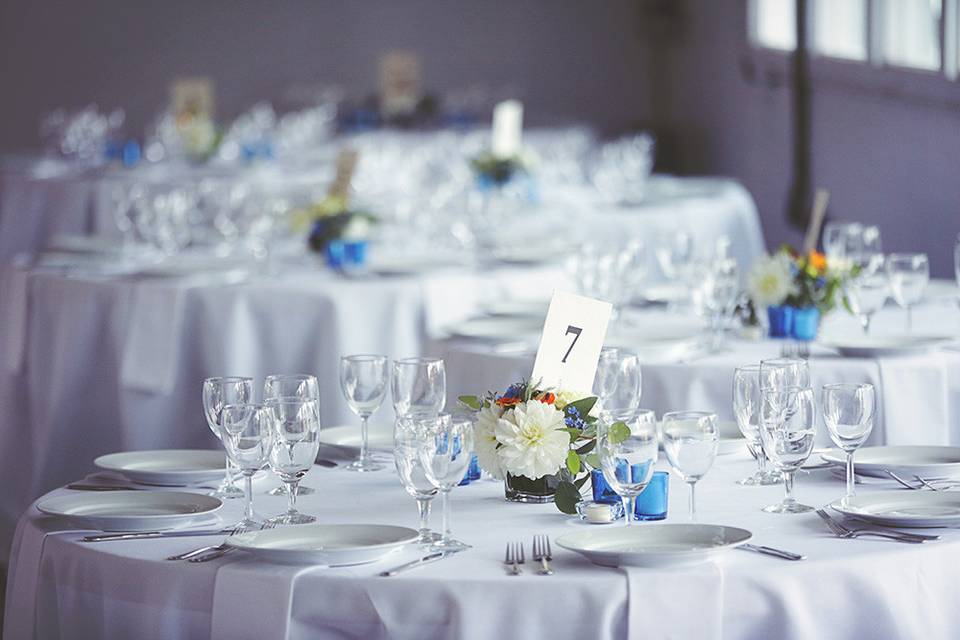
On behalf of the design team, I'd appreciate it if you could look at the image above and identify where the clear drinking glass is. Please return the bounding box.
[392,357,446,418]
[759,386,816,514]
[265,397,321,525]
[593,347,620,406]
[885,253,929,331]
[418,413,474,551]
[201,376,253,499]
[844,258,888,334]
[661,411,719,520]
[220,403,271,526]
[394,415,441,544]
[822,383,875,502]
[759,357,810,392]
[340,354,389,472]
[608,351,642,413]
[263,374,319,496]
[598,409,658,526]
[733,365,780,486]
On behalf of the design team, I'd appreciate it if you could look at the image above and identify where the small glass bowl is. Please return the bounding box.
[576,500,624,524]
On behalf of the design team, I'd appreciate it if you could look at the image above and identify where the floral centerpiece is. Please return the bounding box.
[293,195,376,269]
[459,380,629,512]
[176,109,221,162]
[469,150,530,188]
[747,246,848,340]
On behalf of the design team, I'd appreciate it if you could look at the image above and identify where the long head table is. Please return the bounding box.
[6,452,960,639]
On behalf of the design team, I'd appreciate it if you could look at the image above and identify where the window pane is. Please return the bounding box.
[755,0,796,50]
[812,0,868,60]
[881,0,942,70]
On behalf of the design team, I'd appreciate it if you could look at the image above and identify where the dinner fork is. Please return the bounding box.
[503,542,524,575]
[531,534,554,575]
[815,509,938,543]
[884,470,960,491]
[166,522,254,561]
[187,522,276,563]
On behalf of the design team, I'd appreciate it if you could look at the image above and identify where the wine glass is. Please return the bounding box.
[759,357,810,392]
[885,253,929,332]
[655,231,694,282]
[597,409,658,526]
[822,383,875,502]
[201,377,253,499]
[759,386,816,513]
[265,397,321,525]
[661,411,719,520]
[844,257,888,334]
[340,354,389,472]
[593,347,620,407]
[733,365,780,486]
[608,351,642,413]
[418,413,474,551]
[263,374,319,495]
[394,415,441,545]
[220,403,271,526]
[392,357,446,418]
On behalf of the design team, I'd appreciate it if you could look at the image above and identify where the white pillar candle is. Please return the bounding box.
[584,502,614,524]
[491,99,524,158]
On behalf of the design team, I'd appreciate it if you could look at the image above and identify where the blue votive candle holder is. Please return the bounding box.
[635,471,669,520]
[591,467,622,505]
[458,454,481,486]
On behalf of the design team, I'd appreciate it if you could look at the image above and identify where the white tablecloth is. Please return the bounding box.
[7,454,960,639]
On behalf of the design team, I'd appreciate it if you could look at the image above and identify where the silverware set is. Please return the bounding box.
[815,509,940,544]
[884,469,960,491]
[81,526,241,542]
[504,536,554,576]
[180,522,276,563]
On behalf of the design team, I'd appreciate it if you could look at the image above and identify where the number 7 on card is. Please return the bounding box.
[530,291,612,392]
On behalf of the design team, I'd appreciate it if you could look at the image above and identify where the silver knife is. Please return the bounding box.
[82,528,234,542]
[739,543,806,561]
[379,550,463,577]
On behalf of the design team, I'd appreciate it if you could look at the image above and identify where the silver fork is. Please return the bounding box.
[815,509,937,543]
[187,522,276,563]
[884,469,960,491]
[167,522,251,561]
[503,542,524,575]
[532,534,554,575]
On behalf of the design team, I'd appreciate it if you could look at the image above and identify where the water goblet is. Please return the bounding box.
[392,357,446,418]
[265,397,321,525]
[593,347,620,406]
[822,383,875,502]
[661,411,719,520]
[759,386,816,513]
[201,376,252,499]
[394,415,442,544]
[220,403,271,526]
[759,357,810,392]
[340,354,389,472]
[263,374,319,495]
[733,365,780,485]
[844,258,888,334]
[418,413,474,552]
[609,351,642,413]
[597,409,658,526]
[885,253,929,332]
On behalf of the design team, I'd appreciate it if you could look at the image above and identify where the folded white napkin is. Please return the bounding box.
[877,353,950,444]
[119,279,190,394]
[623,564,725,639]
[1,264,30,373]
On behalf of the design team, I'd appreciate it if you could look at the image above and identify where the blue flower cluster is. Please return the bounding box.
[564,405,587,430]
[502,383,524,400]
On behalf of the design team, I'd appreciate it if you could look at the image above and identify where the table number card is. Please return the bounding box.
[530,291,612,392]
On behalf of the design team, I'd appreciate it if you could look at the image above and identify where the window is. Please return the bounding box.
[813,0,868,61]
[880,0,941,70]
[753,0,796,50]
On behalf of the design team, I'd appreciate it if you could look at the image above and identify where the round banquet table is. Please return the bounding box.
[438,293,960,449]
[6,453,960,639]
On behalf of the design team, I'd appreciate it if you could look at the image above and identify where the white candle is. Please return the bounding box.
[491,99,524,158]
[584,502,613,524]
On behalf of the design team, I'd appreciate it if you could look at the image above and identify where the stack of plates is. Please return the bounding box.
[227,524,418,565]
[37,492,222,531]
[94,450,227,486]
[556,524,752,568]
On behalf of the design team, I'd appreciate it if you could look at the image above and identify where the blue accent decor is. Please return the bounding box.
[121,140,141,167]
[791,306,821,341]
[459,454,481,486]
[767,305,794,338]
[324,240,368,271]
[635,471,669,520]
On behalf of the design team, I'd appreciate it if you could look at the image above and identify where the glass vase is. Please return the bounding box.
[504,472,563,503]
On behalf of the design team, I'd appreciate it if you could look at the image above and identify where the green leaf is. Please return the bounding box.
[566,450,581,476]
[575,440,596,455]
[567,396,597,418]
[554,481,582,514]
[584,453,601,469]
[457,395,481,411]
[574,474,590,490]
[608,421,631,444]
[561,427,582,444]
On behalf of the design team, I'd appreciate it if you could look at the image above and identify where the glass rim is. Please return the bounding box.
[264,373,318,381]
[393,357,444,366]
[340,354,388,363]
[734,363,762,373]
[263,396,319,405]
[661,410,717,420]
[204,376,254,384]
[822,382,874,392]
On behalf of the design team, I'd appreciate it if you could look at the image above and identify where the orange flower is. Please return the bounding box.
[808,251,827,272]
[495,396,522,408]
[537,392,556,405]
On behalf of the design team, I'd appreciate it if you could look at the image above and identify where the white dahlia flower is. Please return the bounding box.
[747,253,796,308]
[495,400,569,480]
[474,403,505,479]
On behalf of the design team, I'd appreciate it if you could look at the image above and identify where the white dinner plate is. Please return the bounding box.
[318,425,394,453]
[446,317,543,341]
[227,524,418,565]
[831,493,960,527]
[820,446,960,479]
[36,491,222,531]
[483,299,550,319]
[819,335,953,358]
[556,524,752,568]
[94,450,227,486]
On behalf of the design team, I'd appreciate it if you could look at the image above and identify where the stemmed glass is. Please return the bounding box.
[844,258,888,335]
[597,409,658,526]
[733,365,780,486]
[392,357,446,417]
[593,347,620,407]
[201,376,253,499]
[418,413,474,551]
[340,355,389,472]
[394,415,441,544]
[661,411,719,520]
[264,374,318,496]
[265,397,321,525]
[759,357,810,392]
[610,351,642,413]
[759,386,816,513]
[822,383,875,502]
[886,253,929,332]
[220,403,271,526]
